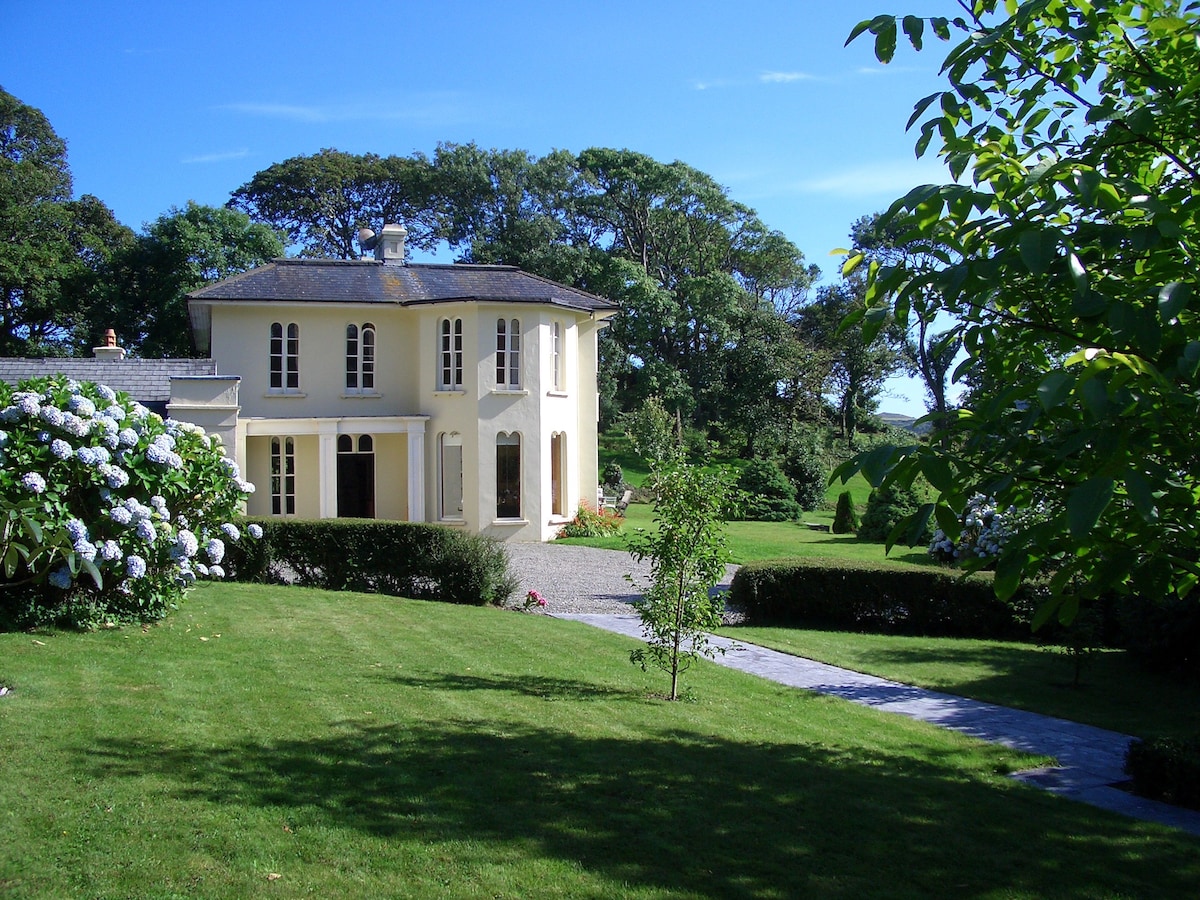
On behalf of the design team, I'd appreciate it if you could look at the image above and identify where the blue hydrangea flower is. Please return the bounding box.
[145,444,171,466]
[39,406,65,427]
[220,457,240,478]
[126,555,147,579]
[99,464,129,489]
[209,565,225,579]
[103,405,125,422]
[176,530,199,558]
[60,413,90,438]
[205,538,225,564]
[37,430,51,442]
[195,563,210,577]
[0,429,7,446]
[118,428,138,447]
[68,395,96,418]
[135,520,157,542]
[50,438,72,460]
[65,518,89,541]
[247,523,264,540]
[14,392,40,415]
[20,472,46,494]
[110,505,134,526]
[151,495,169,515]
[96,384,117,402]
[73,539,97,562]
[48,566,73,589]
[221,522,240,542]
[99,540,123,562]
[238,480,255,494]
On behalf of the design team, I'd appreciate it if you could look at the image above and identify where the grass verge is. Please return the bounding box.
[718,626,1200,741]
[1,582,1197,898]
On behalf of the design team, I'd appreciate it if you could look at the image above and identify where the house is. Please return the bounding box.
[182,224,620,541]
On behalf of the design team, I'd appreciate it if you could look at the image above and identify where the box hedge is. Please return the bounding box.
[225,519,516,607]
[1125,736,1200,811]
[729,557,1037,640]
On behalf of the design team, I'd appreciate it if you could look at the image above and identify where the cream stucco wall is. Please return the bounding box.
[203,296,610,541]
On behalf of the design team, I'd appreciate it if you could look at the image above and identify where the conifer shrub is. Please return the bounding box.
[732,458,801,522]
[832,490,859,534]
[859,482,929,543]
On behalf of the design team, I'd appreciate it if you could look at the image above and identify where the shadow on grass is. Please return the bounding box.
[83,684,1199,897]
[385,671,647,703]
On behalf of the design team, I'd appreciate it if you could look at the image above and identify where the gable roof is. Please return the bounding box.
[189,259,619,312]
[0,358,217,411]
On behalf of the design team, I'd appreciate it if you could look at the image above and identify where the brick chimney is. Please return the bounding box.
[374,223,408,265]
[93,328,126,361]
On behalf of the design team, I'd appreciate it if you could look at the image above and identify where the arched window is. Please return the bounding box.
[551,431,567,518]
[496,317,520,388]
[439,318,463,390]
[269,323,300,392]
[337,433,375,519]
[346,323,376,393]
[496,432,521,519]
[270,436,296,515]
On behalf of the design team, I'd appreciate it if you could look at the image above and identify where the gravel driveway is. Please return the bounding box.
[503,543,739,615]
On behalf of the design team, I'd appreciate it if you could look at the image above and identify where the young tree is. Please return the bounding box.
[841,1,1200,624]
[627,459,735,700]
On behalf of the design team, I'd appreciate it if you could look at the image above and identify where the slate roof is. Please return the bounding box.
[187,258,619,313]
[0,358,217,407]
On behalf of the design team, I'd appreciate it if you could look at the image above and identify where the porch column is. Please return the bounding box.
[318,422,338,518]
[407,422,426,523]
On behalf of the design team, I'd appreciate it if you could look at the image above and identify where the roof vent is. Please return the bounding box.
[374,223,407,265]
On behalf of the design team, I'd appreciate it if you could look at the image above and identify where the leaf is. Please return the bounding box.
[1018,228,1057,275]
[1124,470,1158,521]
[1158,281,1192,320]
[873,17,898,63]
[1068,252,1089,295]
[1067,477,1114,540]
[1036,370,1073,410]
[920,455,955,493]
[934,504,960,538]
[902,15,925,50]
[845,18,876,46]
[841,253,864,277]
[903,504,935,548]
[994,552,1025,602]
[860,445,898,487]
[1031,593,1064,632]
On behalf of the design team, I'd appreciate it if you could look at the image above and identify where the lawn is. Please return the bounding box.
[716,626,1200,742]
[557,500,932,567]
[2,583,1198,899]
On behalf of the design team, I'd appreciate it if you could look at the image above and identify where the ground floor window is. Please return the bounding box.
[270,437,296,515]
[496,432,521,519]
[439,433,464,520]
[551,431,566,518]
[337,433,375,518]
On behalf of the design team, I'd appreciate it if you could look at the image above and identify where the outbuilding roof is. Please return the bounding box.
[0,358,217,413]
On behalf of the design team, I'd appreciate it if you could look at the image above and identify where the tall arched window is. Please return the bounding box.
[270,436,296,515]
[551,431,567,518]
[496,432,521,519]
[269,323,300,392]
[346,322,376,393]
[496,317,520,388]
[439,318,463,390]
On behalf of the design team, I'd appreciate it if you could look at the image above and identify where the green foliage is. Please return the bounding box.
[832,490,860,534]
[1116,592,1200,680]
[1125,736,1200,811]
[225,518,515,606]
[843,1,1200,624]
[627,461,735,700]
[0,375,255,629]
[601,461,623,492]
[729,558,1034,640]
[732,458,801,522]
[781,442,827,511]
[556,503,624,539]
[621,395,681,468]
[859,483,928,544]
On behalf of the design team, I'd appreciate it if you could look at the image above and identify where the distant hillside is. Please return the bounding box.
[878,412,932,434]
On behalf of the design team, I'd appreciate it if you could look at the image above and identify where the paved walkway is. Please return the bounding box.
[556,612,1200,838]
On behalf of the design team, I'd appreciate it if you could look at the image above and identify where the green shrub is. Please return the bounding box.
[729,557,1034,640]
[782,446,827,512]
[733,458,801,522]
[1125,736,1200,811]
[832,490,859,534]
[225,519,516,606]
[557,502,624,538]
[860,483,929,543]
[601,462,624,492]
[1115,592,1200,680]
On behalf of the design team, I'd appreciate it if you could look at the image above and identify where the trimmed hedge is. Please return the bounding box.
[225,519,517,606]
[1125,736,1200,811]
[729,557,1035,640]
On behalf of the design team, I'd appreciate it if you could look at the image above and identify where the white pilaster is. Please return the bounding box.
[318,422,338,518]
[407,422,426,523]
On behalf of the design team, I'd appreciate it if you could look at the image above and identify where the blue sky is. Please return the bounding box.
[6,0,958,415]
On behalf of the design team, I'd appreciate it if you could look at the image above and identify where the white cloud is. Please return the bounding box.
[181,149,249,165]
[220,93,475,126]
[795,159,953,198]
[760,71,816,83]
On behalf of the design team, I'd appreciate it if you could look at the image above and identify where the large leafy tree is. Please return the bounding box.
[99,202,284,357]
[0,87,133,355]
[841,1,1200,622]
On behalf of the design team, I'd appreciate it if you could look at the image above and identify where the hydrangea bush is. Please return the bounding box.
[929,494,1047,567]
[0,375,260,628]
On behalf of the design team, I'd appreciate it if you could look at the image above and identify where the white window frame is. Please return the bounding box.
[496,317,521,389]
[270,436,296,515]
[439,318,463,390]
[345,322,377,395]
[269,322,300,393]
[551,320,564,393]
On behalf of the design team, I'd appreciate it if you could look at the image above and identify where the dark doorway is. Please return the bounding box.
[337,434,375,518]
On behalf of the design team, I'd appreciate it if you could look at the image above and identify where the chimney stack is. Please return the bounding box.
[374,223,408,265]
[93,328,126,361]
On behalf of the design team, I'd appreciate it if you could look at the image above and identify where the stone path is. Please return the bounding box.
[555,611,1200,838]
